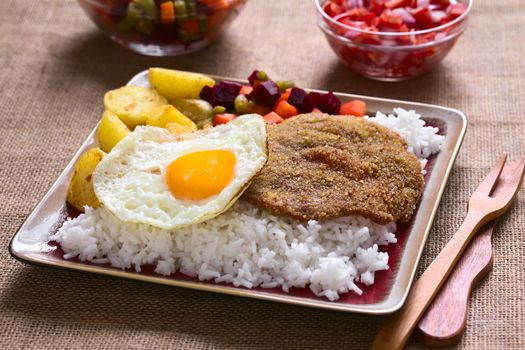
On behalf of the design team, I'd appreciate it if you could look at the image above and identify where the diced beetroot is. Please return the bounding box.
[447,3,467,19]
[204,81,242,109]
[306,92,323,110]
[199,85,213,101]
[287,87,309,112]
[316,92,342,115]
[247,70,260,86]
[288,88,321,113]
[219,80,242,93]
[248,80,281,107]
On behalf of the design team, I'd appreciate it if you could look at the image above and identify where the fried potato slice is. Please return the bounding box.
[67,148,106,212]
[149,68,215,100]
[104,85,167,128]
[98,110,131,153]
[146,105,197,130]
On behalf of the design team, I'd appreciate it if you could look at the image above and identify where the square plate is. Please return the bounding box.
[9,70,466,314]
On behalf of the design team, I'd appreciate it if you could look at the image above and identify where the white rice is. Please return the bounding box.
[366,108,444,174]
[50,108,444,301]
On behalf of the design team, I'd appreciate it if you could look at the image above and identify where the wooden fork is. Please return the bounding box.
[373,154,525,350]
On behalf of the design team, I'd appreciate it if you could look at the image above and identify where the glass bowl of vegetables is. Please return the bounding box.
[315,0,472,81]
[77,0,247,56]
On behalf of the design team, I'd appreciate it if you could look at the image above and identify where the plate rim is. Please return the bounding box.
[9,69,467,315]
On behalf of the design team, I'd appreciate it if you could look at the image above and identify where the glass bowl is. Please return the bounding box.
[77,0,247,56]
[315,0,472,81]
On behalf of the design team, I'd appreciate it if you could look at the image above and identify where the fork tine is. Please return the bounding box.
[490,156,525,202]
[474,153,508,196]
[502,156,525,190]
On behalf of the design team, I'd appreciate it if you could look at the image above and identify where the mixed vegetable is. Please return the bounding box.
[79,0,245,51]
[199,69,367,126]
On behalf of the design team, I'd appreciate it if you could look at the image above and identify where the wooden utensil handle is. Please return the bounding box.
[416,222,495,347]
[373,211,487,350]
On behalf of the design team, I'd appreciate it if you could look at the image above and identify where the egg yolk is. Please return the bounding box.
[166,150,237,200]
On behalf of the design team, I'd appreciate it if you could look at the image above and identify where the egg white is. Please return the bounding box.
[93,114,268,229]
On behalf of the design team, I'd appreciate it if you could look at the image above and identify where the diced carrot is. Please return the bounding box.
[251,104,272,116]
[339,99,367,117]
[274,100,299,119]
[160,2,176,25]
[263,112,284,125]
[213,113,236,126]
[277,89,291,104]
[239,85,253,95]
[312,107,323,113]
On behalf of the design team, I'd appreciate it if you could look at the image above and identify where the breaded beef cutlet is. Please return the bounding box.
[243,114,424,224]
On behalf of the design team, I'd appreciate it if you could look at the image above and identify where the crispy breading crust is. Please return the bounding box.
[242,114,425,224]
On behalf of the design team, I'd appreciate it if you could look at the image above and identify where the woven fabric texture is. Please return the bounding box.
[1,0,524,349]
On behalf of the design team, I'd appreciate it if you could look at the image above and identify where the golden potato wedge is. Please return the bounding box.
[67,148,106,212]
[171,98,213,124]
[149,68,215,100]
[98,110,131,153]
[146,105,197,130]
[104,85,167,128]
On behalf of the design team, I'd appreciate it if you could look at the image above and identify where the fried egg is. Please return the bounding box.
[93,114,268,229]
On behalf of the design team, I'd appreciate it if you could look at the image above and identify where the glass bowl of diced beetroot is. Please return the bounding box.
[316,0,472,81]
[77,0,247,56]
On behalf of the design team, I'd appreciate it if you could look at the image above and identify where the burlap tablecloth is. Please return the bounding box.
[1,0,523,349]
